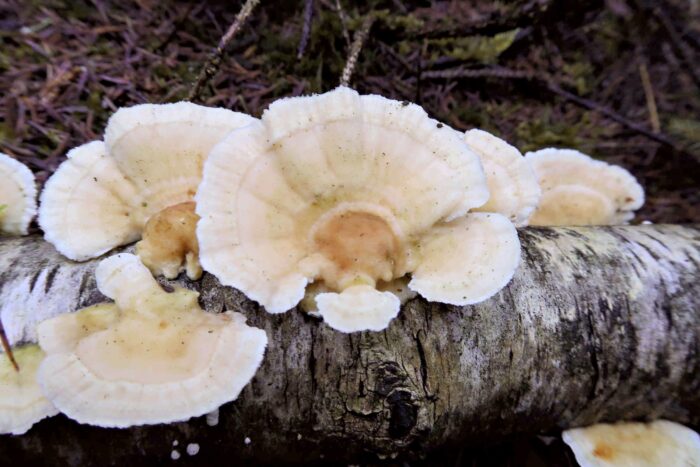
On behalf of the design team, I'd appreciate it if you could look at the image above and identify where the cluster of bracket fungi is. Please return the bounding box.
[1,87,698,466]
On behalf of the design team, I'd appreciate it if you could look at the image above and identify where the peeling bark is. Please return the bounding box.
[0,225,699,465]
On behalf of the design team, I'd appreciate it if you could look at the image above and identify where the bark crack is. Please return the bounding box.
[414,331,430,397]
[44,265,60,293]
[585,305,601,402]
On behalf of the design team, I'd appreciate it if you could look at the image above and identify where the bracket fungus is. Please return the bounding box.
[36,253,267,428]
[0,153,37,236]
[0,344,58,435]
[524,148,644,226]
[463,129,540,226]
[562,420,700,467]
[39,102,256,279]
[196,87,521,333]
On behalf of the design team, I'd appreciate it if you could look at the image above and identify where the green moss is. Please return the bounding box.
[256,7,347,94]
[562,58,594,95]
[358,10,425,33]
[0,122,13,141]
[423,29,519,64]
[668,117,700,155]
[515,110,601,153]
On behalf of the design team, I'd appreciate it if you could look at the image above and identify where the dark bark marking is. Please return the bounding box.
[43,265,60,293]
[375,361,406,397]
[641,230,674,255]
[309,328,318,396]
[637,241,663,263]
[77,272,90,299]
[387,389,418,438]
[28,269,41,292]
[414,331,429,395]
[585,309,600,402]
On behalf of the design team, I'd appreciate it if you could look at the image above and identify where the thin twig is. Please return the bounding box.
[0,320,19,372]
[420,66,531,80]
[391,0,408,14]
[339,15,375,87]
[652,6,700,87]
[544,82,685,153]
[378,42,413,73]
[421,66,695,160]
[155,3,197,51]
[638,61,660,133]
[297,0,314,59]
[334,0,351,47]
[188,0,261,102]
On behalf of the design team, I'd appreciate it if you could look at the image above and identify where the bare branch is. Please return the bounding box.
[297,0,314,59]
[638,60,660,134]
[652,6,700,88]
[421,66,697,162]
[334,0,351,46]
[2,225,700,462]
[188,0,261,102]
[339,15,375,87]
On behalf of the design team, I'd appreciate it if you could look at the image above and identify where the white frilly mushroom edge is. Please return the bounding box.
[196,87,529,333]
[38,102,256,279]
[0,153,37,236]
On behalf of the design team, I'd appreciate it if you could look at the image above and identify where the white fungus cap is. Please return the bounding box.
[316,285,400,333]
[408,213,520,305]
[36,253,267,428]
[0,153,37,236]
[464,129,540,226]
[39,102,256,263]
[197,87,520,333]
[0,344,58,435]
[562,420,700,467]
[524,148,644,226]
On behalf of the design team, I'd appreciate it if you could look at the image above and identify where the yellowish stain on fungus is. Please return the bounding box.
[592,442,615,460]
[136,201,202,279]
[575,422,691,465]
[74,288,224,384]
[313,211,401,283]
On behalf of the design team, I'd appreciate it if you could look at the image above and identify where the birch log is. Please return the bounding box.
[0,225,698,465]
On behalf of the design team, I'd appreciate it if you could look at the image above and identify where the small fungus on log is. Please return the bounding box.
[563,420,700,466]
[525,148,644,226]
[0,344,57,435]
[0,153,36,237]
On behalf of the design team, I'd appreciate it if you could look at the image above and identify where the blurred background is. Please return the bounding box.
[0,0,698,464]
[1,0,699,226]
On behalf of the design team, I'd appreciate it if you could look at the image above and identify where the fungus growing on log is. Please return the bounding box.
[196,87,520,333]
[524,148,644,226]
[463,129,540,226]
[0,153,36,236]
[563,420,700,466]
[0,344,58,435]
[39,103,255,279]
[36,253,267,428]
